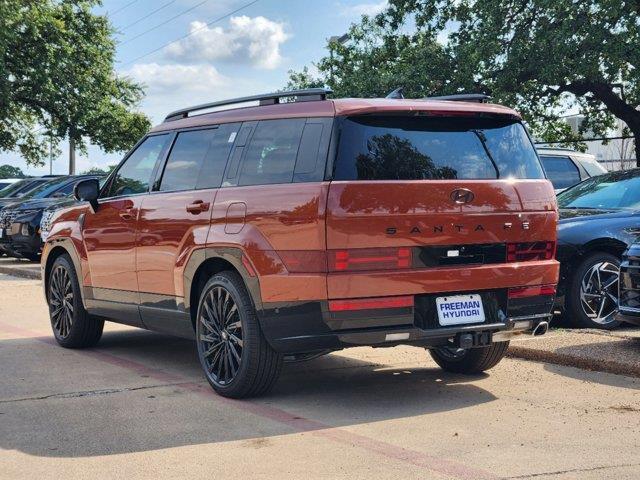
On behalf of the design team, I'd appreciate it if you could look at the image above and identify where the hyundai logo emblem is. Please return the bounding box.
[450,188,475,204]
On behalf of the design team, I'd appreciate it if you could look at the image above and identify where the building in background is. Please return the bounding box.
[538,115,636,171]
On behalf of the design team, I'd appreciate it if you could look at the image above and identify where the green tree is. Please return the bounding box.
[287,17,458,99]
[0,0,151,172]
[0,164,25,178]
[290,0,640,163]
[81,164,117,175]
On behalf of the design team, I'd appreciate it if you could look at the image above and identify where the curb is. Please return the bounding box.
[0,265,41,280]
[508,345,640,378]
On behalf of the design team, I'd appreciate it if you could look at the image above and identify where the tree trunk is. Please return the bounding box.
[69,135,76,175]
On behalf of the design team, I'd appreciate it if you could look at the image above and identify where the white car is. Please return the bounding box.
[537,147,607,193]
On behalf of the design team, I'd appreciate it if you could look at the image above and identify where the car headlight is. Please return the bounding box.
[20,223,30,236]
[40,209,57,240]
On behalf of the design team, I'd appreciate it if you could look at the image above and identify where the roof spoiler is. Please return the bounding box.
[164,88,333,122]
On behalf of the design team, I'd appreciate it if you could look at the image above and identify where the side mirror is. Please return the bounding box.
[74,178,99,211]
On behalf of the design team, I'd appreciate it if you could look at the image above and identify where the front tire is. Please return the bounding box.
[565,252,621,329]
[48,254,104,348]
[429,342,509,374]
[195,271,283,398]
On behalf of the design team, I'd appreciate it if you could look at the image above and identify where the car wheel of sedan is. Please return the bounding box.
[48,254,104,348]
[566,252,621,329]
[429,341,509,374]
[195,271,283,398]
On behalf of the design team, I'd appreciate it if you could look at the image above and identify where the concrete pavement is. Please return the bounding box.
[1,274,640,479]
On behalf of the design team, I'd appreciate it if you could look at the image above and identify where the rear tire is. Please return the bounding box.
[195,271,283,398]
[429,341,509,374]
[565,252,621,330]
[47,254,104,348]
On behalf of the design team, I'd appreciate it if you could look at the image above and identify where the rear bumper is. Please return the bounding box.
[258,289,554,353]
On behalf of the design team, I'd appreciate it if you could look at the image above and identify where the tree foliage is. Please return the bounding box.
[0,164,25,178]
[0,0,151,167]
[289,0,640,163]
[80,164,117,175]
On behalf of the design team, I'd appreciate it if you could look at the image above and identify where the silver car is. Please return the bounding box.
[537,147,608,193]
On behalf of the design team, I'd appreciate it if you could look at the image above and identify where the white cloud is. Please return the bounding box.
[122,63,229,95]
[164,16,289,70]
[338,1,388,17]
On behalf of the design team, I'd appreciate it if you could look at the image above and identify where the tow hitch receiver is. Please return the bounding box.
[457,331,492,348]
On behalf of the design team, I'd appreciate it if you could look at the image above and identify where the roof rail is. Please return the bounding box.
[164,88,333,122]
[427,93,491,103]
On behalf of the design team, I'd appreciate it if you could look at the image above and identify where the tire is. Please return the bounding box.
[429,341,509,374]
[47,254,104,348]
[565,252,621,329]
[195,271,283,398]
[24,253,40,262]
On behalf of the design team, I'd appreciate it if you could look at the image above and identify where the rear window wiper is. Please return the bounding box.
[471,129,500,179]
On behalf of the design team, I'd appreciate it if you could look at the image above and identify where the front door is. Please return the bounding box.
[82,134,171,304]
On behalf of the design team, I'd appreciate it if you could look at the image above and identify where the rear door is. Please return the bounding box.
[136,124,239,326]
[326,115,557,299]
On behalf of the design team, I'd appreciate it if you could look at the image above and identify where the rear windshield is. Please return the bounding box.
[334,116,544,180]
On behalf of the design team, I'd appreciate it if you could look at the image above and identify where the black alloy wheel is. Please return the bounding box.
[195,271,282,398]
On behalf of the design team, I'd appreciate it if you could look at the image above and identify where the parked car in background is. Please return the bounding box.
[555,169,640,329]
[42,89,559,398]
[0,178,22,190]
[0,177,60,205]
[0,175,79,257]
[3,175,104,260]
[537,147,607,193]
[617,243,640,326]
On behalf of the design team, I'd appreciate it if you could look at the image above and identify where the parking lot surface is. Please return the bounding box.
[1,274,639,480]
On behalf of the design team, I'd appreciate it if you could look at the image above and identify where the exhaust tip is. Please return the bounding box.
[532,321,549,336]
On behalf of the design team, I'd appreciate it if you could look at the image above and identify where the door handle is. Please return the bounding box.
[186,200,210,214]
[119,207,135,220]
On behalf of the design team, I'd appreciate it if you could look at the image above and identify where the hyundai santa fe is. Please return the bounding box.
[41,89,559,398]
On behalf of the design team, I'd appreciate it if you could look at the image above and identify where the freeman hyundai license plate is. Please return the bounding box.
[436,294,485,326]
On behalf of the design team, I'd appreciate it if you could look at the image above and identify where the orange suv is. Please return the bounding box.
[42,89,559,398]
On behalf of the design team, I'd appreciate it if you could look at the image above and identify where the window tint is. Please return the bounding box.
[334,116,544,180]
[160,129,213,191]
[107,135,169,197]
[540,155,581,190]
[197,123,239,189]
[238,119,305,186]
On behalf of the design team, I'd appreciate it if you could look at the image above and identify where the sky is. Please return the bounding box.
[1,0,389,176]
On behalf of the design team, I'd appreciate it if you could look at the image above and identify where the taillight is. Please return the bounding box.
[328,295,414,312]
[507,242,555,262]
[329,247,412,272]
[508,284,557,299]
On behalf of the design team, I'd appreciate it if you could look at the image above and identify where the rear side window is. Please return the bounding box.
[107,134,170,197]
[238,119,305,186]
[159,124,237,192]
[539,155,581,190]
[334,116,544,180]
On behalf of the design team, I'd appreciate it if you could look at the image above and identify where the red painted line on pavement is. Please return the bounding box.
[1,321,498,480]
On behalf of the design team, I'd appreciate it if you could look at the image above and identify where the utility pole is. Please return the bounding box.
[69,133,76,175]
[49,134,53,175]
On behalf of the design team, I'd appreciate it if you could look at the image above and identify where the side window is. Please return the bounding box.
[196,123,239,189]
[238,119,305,186]
[160,129,214,192]
[105,135,169,198]
[540,155,581,190]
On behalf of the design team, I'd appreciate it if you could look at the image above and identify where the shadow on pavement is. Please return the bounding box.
[0,328,497,458]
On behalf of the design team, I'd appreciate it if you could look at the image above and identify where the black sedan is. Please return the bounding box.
[555,168,640,329]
